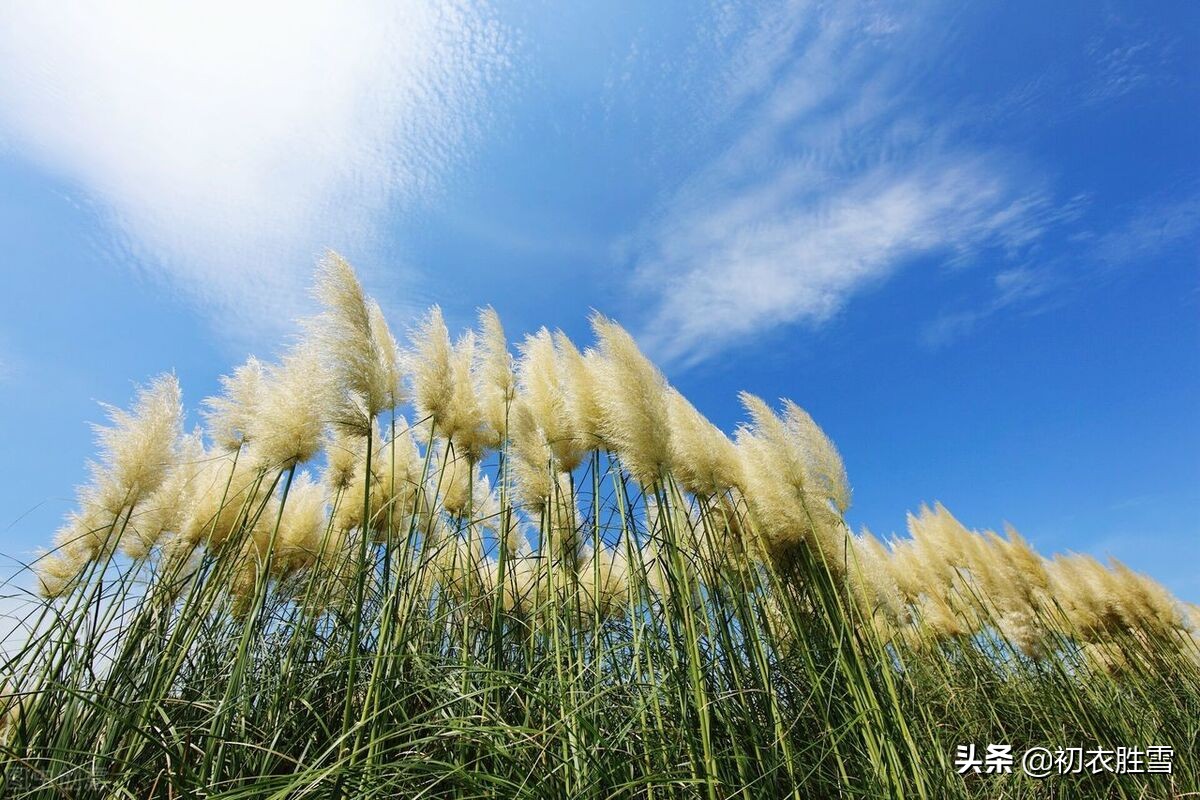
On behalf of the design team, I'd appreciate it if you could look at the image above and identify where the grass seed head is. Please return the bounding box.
[246,344,330,469]
[590,313,671,486]
[203,357,265,451]
[476,306,516,437]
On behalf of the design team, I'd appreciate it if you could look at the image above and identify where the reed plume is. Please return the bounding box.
[736,392,848,566]
[665,387,741,497]
[121,429,206,560]
[204,357,264,451]
[518,328,585,472]
[553,331,605,450]
[589,313,671,486]
[91,373,184,517]
[33,542,90,599]
[476,307,516,439]
[578,544,631,617]
[309,252,404,432]
[508,399,554,514]
[245,345,329,469]
[13,251,1198,799]
[271,471,329,577]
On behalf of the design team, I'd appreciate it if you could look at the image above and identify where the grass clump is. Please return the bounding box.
[2,252,1197,798]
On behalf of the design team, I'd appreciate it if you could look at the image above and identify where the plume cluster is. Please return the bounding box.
[31,253,1197,673]
[844,504,1194,669]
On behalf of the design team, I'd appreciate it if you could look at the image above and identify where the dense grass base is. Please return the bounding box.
[6,258,1196,798]
[3,520,1197,798]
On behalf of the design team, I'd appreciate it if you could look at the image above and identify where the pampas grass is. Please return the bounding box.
[3,252,1197,799]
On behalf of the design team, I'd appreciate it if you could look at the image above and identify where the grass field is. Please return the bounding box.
[2,253,1197,798]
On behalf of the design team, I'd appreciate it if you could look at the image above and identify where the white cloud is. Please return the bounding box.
[920,189,1199,348]
[920,266,1056,348]
[630,2,1063,367]
[1089,192,1200,269]
[638,156,1058,365]
[0,2,510,335]
[1080,19,1179,110]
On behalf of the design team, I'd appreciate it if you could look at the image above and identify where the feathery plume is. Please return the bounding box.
[476,307,516,438]
[847,531,905,630]
[886,532,973,644]
[410,305,455,430]
[905,517,981,641]
[91,373,184,512]
[329,419,382,534]
[1110,561,1184,636]
[638,537,672,601]
[51,490,122,562]
[0,683,24,743]
[432,441,476,518]
[245,345,329,469]
[907,503,969,571]
[449,331,499,458]
[578,545,631,618]
[735,393,847,564]
[430,519,484,602]
[1080,640,1131,676]
[410,308,496,458]
[665,388,741,497]
[958,527,1051,657]
[323,428,364,494]
[474,474,523,556]
[518,328,585,472]
[368,300,404,407]
[33,542,91,598]
[884,538,929,608]
[178,450,265,551]
[121,429,206,559]
[780,399,850,515]
[589,314,671,485]
[368,421,430,539]
[272,471,329,577]
[554,332,605,450]
[509,399,554,514]
[1047,553,1108,636]
[309,252,404,432]
[477,554,543,616]
[475,558,510,613]
[203,357,264,451]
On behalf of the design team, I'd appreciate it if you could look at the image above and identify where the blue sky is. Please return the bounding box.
[0,1,1197,599]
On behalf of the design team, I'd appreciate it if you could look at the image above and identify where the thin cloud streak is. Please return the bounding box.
[631,1,1066,367]
[922,189,1200,347]
[641,159,1053,366]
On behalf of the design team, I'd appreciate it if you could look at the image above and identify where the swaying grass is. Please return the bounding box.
[2,252,1197,798]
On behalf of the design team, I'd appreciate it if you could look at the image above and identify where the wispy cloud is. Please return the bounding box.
[630,2,1071,367]
[1080,18,1180,108]
[922,186,1200,347]
[1087,192,1200,270]
[921,266,1057,348]
[640,157,1058,365]
[0,2,511,336]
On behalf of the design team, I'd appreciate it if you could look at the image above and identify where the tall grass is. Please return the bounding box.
[2,252,1197,798]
